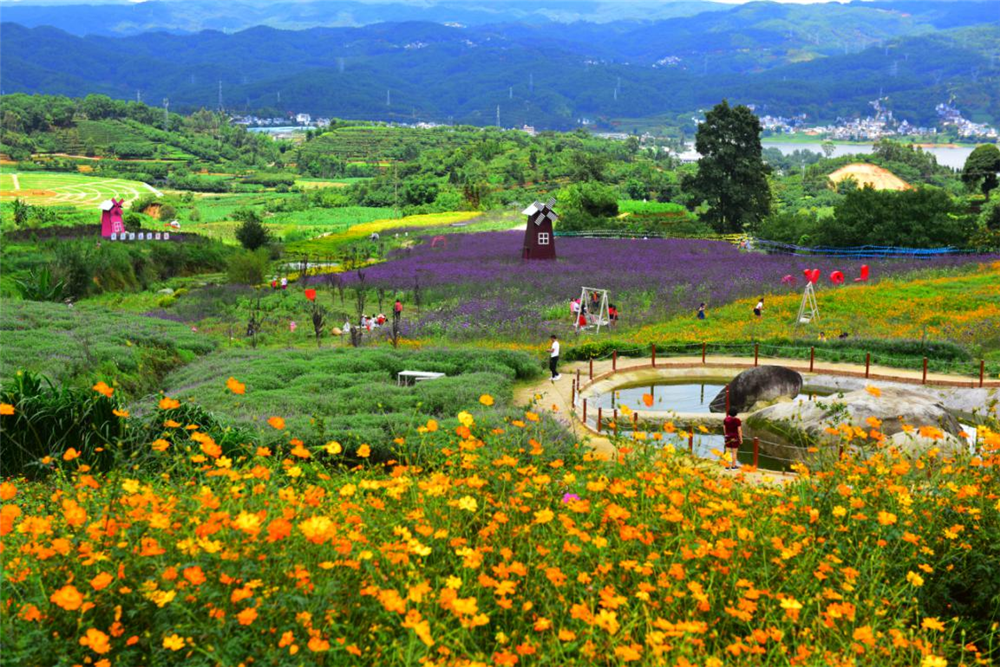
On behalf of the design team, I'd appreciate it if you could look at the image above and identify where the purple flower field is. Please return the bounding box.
[321,232,991,340]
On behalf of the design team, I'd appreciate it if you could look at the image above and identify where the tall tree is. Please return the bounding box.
[683,100,770,233]
[961,144,1000,199]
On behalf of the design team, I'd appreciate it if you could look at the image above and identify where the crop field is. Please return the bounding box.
[0,171,157,208]
[286,211,481,254]
[827,163,911,191]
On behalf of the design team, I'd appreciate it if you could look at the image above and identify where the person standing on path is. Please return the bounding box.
[548,334,561,382]
[393,299,403,324]
[723,407,742,470]
[753,297,764,319]
[697,303,706,320]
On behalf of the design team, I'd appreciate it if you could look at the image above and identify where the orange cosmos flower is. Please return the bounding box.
[50,584,84,611]
[151,439,170,452]
[308,637,331,652]
[268,416,285,430]
[642,394,654,407]
[92,382,114,398]
[90,572,113,591]
[159,397,181,410]
[183,566,207,586]
[79,628,112,654]
[162,634,185,650]
[226,377,246,394]
[479,394,495,406]
[0,481,17,500]
[63,448,81,461]
[426,419,439,432]
[357,444,371,458]
[237,607,258,626]
[0,403,14,416]
[112,409,129,418]
[865,385,881,397]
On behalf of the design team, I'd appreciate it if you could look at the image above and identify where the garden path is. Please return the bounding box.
[11,174,20,191]
[515,354,995,485]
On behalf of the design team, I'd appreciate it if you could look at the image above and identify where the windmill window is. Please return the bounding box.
[538,233,550,245]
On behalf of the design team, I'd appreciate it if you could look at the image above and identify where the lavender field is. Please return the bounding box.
[324,232,990,340]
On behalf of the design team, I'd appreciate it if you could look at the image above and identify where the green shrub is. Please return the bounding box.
[226,249,270,285]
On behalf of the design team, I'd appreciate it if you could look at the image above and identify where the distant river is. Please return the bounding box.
[761,140,977,170]
[247,126,304,134]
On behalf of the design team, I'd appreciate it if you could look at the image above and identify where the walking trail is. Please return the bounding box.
[11,174,20,191]
[515,354,996,485]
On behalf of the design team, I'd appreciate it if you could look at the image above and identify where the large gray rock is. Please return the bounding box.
[709,365,802,413]
[747,386,965,455]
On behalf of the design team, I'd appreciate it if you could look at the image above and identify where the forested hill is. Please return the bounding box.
[1,1,997,130]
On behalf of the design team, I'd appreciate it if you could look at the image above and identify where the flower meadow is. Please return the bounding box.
[2,385,999,666]
[324,233,994,340]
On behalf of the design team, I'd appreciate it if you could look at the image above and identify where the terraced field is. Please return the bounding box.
[0,171,158,207]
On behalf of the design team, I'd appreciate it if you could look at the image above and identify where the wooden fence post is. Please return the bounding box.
[576,369,581,388]
[589,357,593,380]
[702,342,707,364]
[980,360,985,388]
[582,399,587,425]
[809,347,815,373]
[613,409,618,436]
[613,350,617,372]
[753,437,759,469]
[571,379,576,406]
[597,407,602,433]
[754,343,759,367]
[688,431,694,453]
[922,357,928,385]
[865,353,870,379]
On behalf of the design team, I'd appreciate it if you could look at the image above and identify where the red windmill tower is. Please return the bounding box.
[100,199,126,238]
[521,199,557,260]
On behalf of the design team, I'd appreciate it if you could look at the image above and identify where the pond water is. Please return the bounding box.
[760,141,975,170]
[589,381,830,413]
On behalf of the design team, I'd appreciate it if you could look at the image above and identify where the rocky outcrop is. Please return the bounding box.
[746,386,965,455]
[709,366,802,413]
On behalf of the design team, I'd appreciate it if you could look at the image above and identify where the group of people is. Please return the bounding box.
[569,294,619,328]
[341,300,403,336]
[270,276,289,290]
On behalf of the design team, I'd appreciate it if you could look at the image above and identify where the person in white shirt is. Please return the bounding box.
[548,334,561,381]
[753,298,764,318]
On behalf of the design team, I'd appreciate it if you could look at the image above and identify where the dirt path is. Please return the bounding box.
[515,355,995,484]
[11,174,20,191]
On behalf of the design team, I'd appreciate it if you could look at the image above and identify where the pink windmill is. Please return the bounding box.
[100,199,125,238]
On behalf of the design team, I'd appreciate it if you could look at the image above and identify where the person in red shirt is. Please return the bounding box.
[723,408,742,470]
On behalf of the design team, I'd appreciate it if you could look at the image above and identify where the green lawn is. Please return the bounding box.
[0,171,155,208]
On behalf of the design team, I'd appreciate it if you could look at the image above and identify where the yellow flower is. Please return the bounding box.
[906,571,925,587]
[921,656,947,667]
[457,496,478,512]
[323,441,342,455]
[865,385,881,397]
[162,635,185,651]
[533,508,555,524]
[479,394,494,406]
[0,403,14,416]
[357,444,371,458]
[458,411,475,428]
[921,617,945,631]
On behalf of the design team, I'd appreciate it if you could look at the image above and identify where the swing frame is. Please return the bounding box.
[794,281,820,331]
[574,287,611,334]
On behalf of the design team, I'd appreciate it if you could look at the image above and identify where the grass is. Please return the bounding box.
[0,299,216,397]
[160,347,543,454]
[1,398,997,665]
[0,171,155,208]
[285,211,482,255]
[627,262,1000,363]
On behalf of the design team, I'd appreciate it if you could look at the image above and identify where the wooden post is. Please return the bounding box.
[865,353,870,379]
[613,409,618,436]
[632,412,638,429]
[922,357,928,385]
[753,437,759,469]
[688,431,694,453]
[576,369,581,388]
[597,407,602,433]
[583,398,588,425]
[725,385,730,413]
[754,343,759,367]
[651,344,656,367]
[702,342,707,364]
[571,379,576,405]
[589,357,594,380]
[809,346,815,373]
[613,350,617,372]
[980,360,985,388]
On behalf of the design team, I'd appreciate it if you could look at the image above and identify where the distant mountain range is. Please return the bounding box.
[1,1,997,130]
